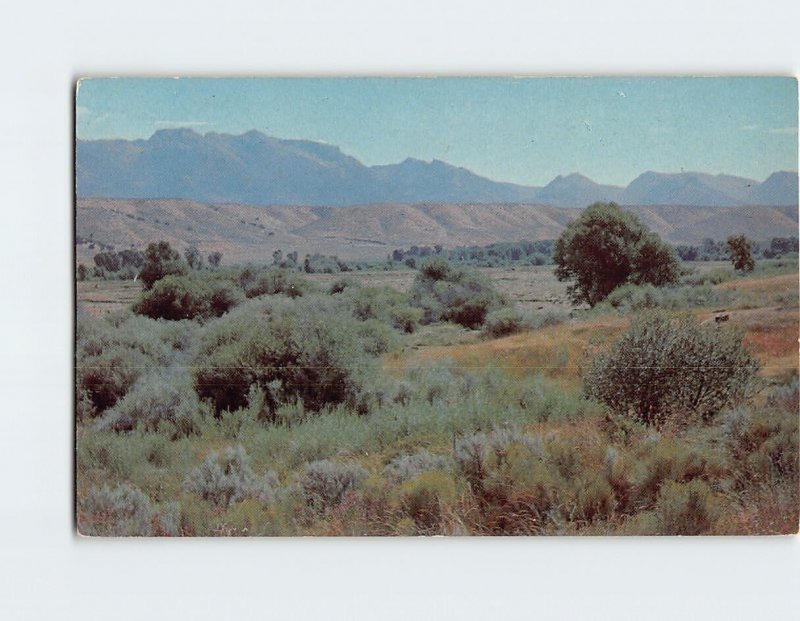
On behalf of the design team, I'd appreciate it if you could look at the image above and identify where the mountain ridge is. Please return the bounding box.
[76,129,799,208]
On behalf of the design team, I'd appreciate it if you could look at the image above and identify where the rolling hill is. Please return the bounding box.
[76,198,799,264]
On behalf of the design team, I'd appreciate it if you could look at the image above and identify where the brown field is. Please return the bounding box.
[307,264,575,314]
[76,280,142,316]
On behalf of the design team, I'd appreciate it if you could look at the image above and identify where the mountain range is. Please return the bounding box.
[76,129,798,208]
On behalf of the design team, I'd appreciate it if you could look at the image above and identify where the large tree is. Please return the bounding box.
[139,241,188,289]
[553,202,680,306]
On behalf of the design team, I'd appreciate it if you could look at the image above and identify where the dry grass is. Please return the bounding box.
[77,280,143,316]
[716,273,798,297]
[385,315,629,383]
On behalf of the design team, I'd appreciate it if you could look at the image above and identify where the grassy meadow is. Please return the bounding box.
[76,258,799,536]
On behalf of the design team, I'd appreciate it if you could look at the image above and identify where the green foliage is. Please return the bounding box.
[78,483,178,536]
[134,275,242,320]
[76,313,174,416]
[411,258,507,328]
[356,318,401,355]
[243,267,311,299]
[390,306,424,334]
[339,283,422,334]
[186,445,279,508]
[139,241,188,289]
[193,296,374,415]
[726,234,755,272]
[396,471,457,533]
[600,281,738,313]
[483,307,525,338]
[383,450,450,483]
[93,251,121,272]
[583,313,760,426]
[553,202,680,306]
[184,245,203,269]
[391,239,556,268]
[207,251,223,268]
[653,480,720,535]
[295,459,368,512]
[724,380,799,486]
[96,373,205,439]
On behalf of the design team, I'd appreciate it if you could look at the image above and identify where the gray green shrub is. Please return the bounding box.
[411,257,507,328]
[194,295,374,415]
[186,445,279,508]
[654,479,719,535]
[583,312,760,426]
[79,483,178,536]
[96,373,205,438]
[383,449,450,483]
[134,275,242,320]
[296,459,368,512]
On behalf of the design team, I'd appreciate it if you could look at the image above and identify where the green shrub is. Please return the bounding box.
[328,277,355,295]
[576,476,616,522]
[724,383,799,486]
[356,318,401,355]
[134,275,242,320]
[186,445,279,508]
[96,373,205,439]
[390,306,424,334]
[583,312,760,427]
[244,268,311,299]
[483,307,525,338]
[396,471,457,533]
[383,450,450,483]
[411,258,507,328]
[194,296,374,415]
[604,283,664,311]
[681,267,735,287]
[220,498,279,536]
[78,483,178,536]
[654,479,719,535]
[632,437,726,509]
[296,459,368,512]
[76,314,173,416]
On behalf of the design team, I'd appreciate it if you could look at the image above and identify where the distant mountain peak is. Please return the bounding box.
[75,130,798,208]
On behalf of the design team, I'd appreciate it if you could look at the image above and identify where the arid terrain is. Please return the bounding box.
[76,197,799,263]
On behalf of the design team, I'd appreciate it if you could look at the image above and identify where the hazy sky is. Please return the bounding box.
[76,77,798,186]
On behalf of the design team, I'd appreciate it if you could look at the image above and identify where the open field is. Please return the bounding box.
[78,264,578,316]
[77,280,142,317]
[75,256,799,536]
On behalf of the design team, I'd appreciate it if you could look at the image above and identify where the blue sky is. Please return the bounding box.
[76,77,798,187]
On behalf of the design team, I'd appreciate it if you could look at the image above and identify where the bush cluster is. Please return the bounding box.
[134,275,242,320]
[383,450,450,483]
[411,257,507,328]
[76,313,174,417]
[241,267,312,299]
[583,313,760,427]
[295,459,368,512]
[193,296,374,415]
[186,445,279,508]
[78,483,179,536]
[96,373,205,439]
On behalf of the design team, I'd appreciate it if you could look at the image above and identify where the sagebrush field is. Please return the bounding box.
[76,244,799,536]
